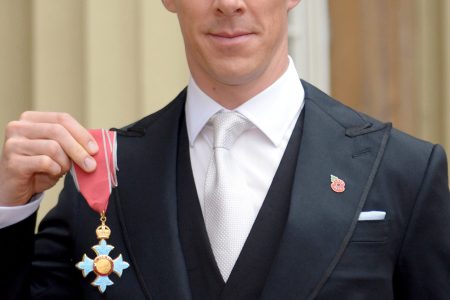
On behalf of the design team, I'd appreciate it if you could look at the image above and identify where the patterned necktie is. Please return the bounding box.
[204,111,253,282]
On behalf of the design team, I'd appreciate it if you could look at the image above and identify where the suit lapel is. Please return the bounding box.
[261,82,391,300]
[111,91,192,300]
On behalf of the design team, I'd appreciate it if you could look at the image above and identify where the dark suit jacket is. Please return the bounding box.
[1,81,449,300]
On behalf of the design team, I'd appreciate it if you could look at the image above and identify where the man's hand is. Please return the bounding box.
[0,112,99,206]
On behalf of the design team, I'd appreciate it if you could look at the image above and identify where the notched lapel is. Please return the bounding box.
[261,89,391,300]
[111,92,192,300]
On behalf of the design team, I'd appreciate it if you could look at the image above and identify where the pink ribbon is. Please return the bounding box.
[71,129,118,213]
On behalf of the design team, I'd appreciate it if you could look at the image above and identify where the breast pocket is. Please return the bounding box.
[350,220,388,243]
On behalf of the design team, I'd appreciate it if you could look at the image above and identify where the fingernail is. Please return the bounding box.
[84,157,96,171]
[87,141,98,153]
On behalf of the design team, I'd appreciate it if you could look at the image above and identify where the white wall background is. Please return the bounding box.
[289,0,331,93]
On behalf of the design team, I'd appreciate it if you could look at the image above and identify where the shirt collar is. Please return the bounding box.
[185,56,304,147]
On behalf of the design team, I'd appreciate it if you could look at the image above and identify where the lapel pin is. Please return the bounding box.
[330,175,346,193]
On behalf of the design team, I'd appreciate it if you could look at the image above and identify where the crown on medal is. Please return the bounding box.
[96,224,111,240]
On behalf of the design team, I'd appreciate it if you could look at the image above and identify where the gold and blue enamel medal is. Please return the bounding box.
[72,129,129,293]
[76,212,129,293]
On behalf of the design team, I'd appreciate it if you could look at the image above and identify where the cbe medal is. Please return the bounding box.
[76,212,129,293]
[72,129,129,293]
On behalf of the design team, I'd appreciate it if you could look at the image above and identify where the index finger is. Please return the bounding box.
[20,111,99,155]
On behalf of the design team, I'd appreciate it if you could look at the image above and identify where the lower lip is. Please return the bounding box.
[208,33,254,47]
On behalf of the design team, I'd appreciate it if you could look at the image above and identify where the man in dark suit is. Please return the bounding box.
[0,0,449,299]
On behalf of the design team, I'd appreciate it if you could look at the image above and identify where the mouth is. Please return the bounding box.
[210,31,253,39]
[208,31,255,46]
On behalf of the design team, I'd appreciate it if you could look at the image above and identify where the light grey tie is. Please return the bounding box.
[204,111,253,282]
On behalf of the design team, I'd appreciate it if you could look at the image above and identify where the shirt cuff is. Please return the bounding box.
[0,193,43,229]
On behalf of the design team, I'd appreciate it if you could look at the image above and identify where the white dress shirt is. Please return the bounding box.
[0,56,304,230]
[186,56,304,226]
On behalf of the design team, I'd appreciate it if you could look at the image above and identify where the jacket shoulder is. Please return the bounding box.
[302,80,387,136]
[112,88,187,137]
[302,80,438,154]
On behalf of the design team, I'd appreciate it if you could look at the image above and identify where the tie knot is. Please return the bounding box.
[209,111,252,149]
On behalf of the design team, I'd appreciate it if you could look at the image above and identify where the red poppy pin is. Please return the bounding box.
[330,175,346,193]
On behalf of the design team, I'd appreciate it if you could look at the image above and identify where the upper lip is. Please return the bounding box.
[209,31,252,38]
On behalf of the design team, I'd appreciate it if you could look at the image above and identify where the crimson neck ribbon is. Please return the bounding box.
[71,129,118,213]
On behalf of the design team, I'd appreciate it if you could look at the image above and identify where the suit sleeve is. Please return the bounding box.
[394,144,450,299]
[0,212,36,300]
[0,175,82,300]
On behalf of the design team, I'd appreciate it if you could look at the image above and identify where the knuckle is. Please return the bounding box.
[60,159,72,174]
[2,154,21,176]
[46,140,60,157]
[56,112,73,125]
[48,123,65,138]
[71,144,86,160]
[5,121,21,138]
[1,144,15,166]
[19,111,33,121]
[4,137,19,152]
[38,156,53,171]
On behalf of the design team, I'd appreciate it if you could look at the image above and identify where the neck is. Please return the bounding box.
[191,56,290,110]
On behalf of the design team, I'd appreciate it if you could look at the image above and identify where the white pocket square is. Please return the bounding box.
[358,211,386,221]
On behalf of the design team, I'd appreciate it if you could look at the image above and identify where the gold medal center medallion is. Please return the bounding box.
[93,255,114,276]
